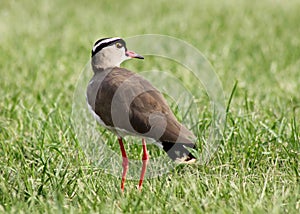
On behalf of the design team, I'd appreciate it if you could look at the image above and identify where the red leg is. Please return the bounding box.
[118,137,128,192]
[138,138,149,190]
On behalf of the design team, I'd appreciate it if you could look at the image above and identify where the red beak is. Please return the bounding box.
[126,50,144,59]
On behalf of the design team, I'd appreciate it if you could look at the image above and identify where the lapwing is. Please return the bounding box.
[87,37,196,191]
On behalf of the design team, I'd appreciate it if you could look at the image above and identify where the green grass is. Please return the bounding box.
[1,0,300,213]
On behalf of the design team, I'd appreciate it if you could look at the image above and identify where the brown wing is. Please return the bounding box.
[87,67,195,145]
[130,89,195,144]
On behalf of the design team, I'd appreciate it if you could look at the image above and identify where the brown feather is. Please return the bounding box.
[87,67,196,161]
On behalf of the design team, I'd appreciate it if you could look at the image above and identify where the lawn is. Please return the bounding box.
[0,0,300,213]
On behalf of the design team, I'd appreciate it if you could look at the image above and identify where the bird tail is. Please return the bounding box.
[161,141,197,164]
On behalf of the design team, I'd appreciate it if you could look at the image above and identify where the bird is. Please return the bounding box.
[86,37,197,191]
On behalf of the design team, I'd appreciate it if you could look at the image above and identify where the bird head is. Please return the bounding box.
[91,37,144,70]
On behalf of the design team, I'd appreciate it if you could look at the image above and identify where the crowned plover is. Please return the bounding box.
[86,37,196,191]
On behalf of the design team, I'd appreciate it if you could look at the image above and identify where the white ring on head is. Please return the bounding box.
[92,37,121,52]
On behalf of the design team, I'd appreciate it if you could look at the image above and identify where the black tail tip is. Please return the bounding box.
[162,141,197,163]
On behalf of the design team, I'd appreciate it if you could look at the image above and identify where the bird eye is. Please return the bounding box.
[115,43,123,49]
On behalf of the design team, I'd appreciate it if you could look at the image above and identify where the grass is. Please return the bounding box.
[1,0,300,213]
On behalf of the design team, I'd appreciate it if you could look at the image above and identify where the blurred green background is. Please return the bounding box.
[0,0,299,213]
